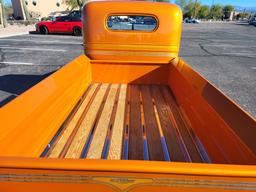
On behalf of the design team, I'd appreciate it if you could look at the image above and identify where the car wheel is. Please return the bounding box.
[73,27,82,36]
[39,26,48,35]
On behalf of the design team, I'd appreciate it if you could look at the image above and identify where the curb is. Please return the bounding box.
[0,32,29,39]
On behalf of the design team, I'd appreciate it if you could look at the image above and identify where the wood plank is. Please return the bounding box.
[150,85,186,162]
[65,84,109,159]
[152,99,171,161]
[108,84,127,160]
[87,84,119,159]
[161,86,204,163]
[122,85,131,160]
[101,85,121,159]
[48,83,98,158]
[128,85,144,160]
[140,85,165,161]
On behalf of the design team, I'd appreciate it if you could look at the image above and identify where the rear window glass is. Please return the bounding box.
[107,15,157,31]
[70,17,81,22]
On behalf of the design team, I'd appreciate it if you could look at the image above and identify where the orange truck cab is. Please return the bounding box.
[0,1,256,191]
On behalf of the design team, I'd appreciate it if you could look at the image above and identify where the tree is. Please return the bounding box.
[183,0,201,18]
[0,0,6,27]
[192,0,201,18]
[209,4,223,20]
[175,0,188,11]
[236,12,250,20]
[222,5,234,19]
[65,0,87,10]
[21,0,31,21]
[4,4,13,17]
[198,5,209,19]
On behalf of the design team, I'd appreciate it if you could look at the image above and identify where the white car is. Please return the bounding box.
[185,18,201,24]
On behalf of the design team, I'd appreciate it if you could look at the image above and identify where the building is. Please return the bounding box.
[26,0,69,18]
[11,0,26,20]
[12,0,70,20]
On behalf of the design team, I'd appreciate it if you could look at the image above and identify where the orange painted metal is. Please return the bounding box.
[0,157,256,192]
[91,60,170,84]
[168,59,256,164]
[83,1,182,62]
[173,59,256,155]
[0,1,256,191]
[1,55,255,190]
[0,55,92,157]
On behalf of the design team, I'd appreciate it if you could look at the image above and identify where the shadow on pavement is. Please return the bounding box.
[0,72,53,107]
[29,31,78,36]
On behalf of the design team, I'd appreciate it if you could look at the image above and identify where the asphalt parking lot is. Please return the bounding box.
[0,23,255,117]
[0,33,83,106]
[181,23,256,117]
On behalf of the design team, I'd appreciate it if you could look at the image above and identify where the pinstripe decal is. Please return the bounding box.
[0,173,256,191]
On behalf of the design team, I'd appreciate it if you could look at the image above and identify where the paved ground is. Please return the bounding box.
[181,23,256,117]
[0,33,83,106]
[0,25,34,38]
[0,23,255,117]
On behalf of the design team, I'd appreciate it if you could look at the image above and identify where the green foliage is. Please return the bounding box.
[236,12,251,20]
[183,0,193,18]
[4,4,13,17]
[183,0,201,18]
[223,5,234,13]
[197,5,209,19]
[175,0,188,11]
[209,4,223,19]
[175,0,237,20]
[66,0,87,10]
[222,5,234,19]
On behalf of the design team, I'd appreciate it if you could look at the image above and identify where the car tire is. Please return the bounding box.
[73,27,82,36]
[39,26,48,35]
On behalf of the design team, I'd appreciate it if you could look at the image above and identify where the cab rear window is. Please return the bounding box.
[107,15,157,31]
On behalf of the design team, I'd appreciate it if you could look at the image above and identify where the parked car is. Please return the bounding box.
[184,18,201,24]
[249,17,256,26]
[67,10,81,18]
[36,16,82,36]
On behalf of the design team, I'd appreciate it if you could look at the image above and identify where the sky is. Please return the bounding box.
[3,0,256,7]
[197,0,256,7]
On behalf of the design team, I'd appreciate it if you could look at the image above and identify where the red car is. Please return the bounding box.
[36,16,82,36]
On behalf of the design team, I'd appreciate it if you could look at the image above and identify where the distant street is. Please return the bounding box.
[0,23,255,117]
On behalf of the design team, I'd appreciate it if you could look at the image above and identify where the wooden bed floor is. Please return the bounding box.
[42,83,210,163]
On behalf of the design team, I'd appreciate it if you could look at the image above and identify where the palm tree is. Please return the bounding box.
[77,0,83,12]
[66,0,86,10]
[20,0,30,21]
[0,0,6,27]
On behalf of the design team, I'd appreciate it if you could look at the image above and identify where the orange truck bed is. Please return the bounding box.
[0,1,256,191]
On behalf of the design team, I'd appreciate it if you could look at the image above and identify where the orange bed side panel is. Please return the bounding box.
[168,59,256,164]
[0,55,92,157]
